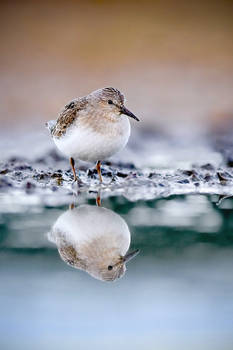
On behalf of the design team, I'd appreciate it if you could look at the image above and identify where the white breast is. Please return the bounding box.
[50,205,131,255]
[53,115,131,162]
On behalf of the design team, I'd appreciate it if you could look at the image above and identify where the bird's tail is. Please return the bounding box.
[45,120,56,134]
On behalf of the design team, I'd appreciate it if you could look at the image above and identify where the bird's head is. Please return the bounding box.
[90,248,140,282]
[57,244,139,282]
[89,87,140,121]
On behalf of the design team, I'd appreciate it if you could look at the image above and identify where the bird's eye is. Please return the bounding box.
[67,259,74,266]
[108,100,113,105]
[108,265,113,271]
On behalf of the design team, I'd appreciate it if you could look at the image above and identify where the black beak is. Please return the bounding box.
[123,249,140,263]
[112,249,140,269]
[120,106,140,121]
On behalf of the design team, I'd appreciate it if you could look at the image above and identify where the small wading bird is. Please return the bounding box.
[48,201,139,281]
[46,87,139,183]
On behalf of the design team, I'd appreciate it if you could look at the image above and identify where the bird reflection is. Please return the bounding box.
[48,194,139,282]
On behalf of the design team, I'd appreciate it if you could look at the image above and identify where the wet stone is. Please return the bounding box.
[220,171,233,178]
[14,164,32,171]
[204,174,213,182]
[101,168,113,177]
[51,173,63,179]
[177,179,189,184]
[104,161,112,166]
[182,170,197,177]
[116,172,128,178]
[33,173,48,180]
[0,169,9,175]
[105,171,113,177]
[191,174,200,182]
[87,169,97,177]
[201,163,215,171]
[227,159,233,167]
[148,172,155,178]
[217,172,228,184]
[14,171,22,176]
[25,181,36,190]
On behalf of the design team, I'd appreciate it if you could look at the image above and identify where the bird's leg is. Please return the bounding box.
[69,203,75,210]
[96,190,101,207]
[96,160,102,183]
[70,157,78,182]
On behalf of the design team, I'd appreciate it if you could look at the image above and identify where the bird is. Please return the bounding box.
[48,203,139,281]
[46,87,139,183]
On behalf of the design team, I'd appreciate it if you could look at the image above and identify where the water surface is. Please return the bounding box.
[1,194,233,350]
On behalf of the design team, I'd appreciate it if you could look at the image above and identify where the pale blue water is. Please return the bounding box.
[1,194,233,350]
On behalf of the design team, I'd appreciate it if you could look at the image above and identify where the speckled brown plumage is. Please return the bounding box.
[58,245,87,270]
[98,87,124,105]
[58,235,125,281]
[52,97,88,138]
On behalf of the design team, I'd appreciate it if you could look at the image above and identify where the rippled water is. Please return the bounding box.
[1,194,233,350]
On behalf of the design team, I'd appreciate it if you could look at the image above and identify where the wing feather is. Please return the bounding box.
[51,97,87,138]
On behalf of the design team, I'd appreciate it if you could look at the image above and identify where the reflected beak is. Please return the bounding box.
[120,106,140,121]
[123,249,140,263]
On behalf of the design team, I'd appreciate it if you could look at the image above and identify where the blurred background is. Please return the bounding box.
[1,0,233,131]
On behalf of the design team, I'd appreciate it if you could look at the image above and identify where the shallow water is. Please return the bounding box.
[1,194,233,350]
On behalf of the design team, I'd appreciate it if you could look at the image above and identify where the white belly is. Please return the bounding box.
[51,205,130,254]
[53,116,131,162]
